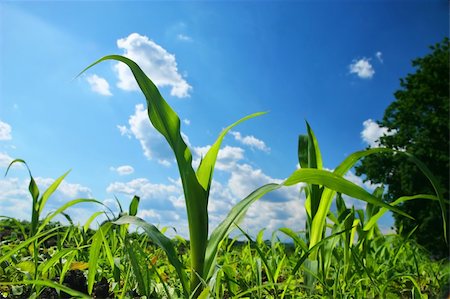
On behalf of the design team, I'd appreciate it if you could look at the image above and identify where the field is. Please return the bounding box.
[0,56,448,298]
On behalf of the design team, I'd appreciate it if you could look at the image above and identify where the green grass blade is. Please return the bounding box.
[204,183,281,280]
[0,280,91,299]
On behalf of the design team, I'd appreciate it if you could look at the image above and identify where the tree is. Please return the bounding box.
[356,38,449,259]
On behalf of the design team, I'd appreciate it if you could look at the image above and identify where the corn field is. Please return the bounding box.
[0,56,448,299]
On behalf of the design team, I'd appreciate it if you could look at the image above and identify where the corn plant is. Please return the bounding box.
[1,160,103,297]
[295,122,446,292]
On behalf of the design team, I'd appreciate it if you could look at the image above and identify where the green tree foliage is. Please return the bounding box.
[356,38,449,259]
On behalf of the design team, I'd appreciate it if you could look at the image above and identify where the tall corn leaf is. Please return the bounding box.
[81,55,266,295]
[88,222,112,294]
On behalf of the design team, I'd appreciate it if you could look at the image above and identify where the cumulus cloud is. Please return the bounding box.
[0,120,12,140]
[0,152,14,168]
[110,165,134,176]
[0,176,93,222]
[349,58,375,79]
[361,119,396,147]
[106,178,179,210]
[118,104,173,166]
[230,131,270,153]
[86,74,113,96]
[114,33,192,98]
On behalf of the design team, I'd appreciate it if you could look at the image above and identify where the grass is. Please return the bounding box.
[0,55,448,298]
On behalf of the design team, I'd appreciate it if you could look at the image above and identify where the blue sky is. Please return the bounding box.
[0,1,447,238]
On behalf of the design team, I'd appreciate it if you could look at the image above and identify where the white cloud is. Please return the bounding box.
[230,131,270,153]
[0,175,93,223]
[107,178,178,199]
[177,34,193,42]
[117,125,131,138]
[119,104,174,166]
[86,74,113,96]
[376,51,383,63]
[361,119,396,147]
[0,152,14,168]
[114,33,192,98]
[0,120,12,140]
[349,58,375,79]
[183,119,191,125]
[110,165,134,176]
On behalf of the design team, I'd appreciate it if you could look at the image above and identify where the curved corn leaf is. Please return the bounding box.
[363,194,438,232]
[39,170,71,214]
[83,211,105,233]
[196,112,266,193]
[284,168,412,219]
[80,55,207,291]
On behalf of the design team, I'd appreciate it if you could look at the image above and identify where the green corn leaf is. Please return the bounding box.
[204,183,281,281]
[39,248,80,274]
[80,55,207,293]
[129,195,140,216]
[298,135,309,169]
[363,194,438,232]
[38,199,103,233]
[114,215,189,297]
[284,168,412,219]
[0,226,61,264]
[125,240,149,296]
[83,211,105,233]
[277,228,307,252]
[88,222,112,294]
[196,112,265,192]
[308,148,392,251]
[39,170,71,214]
[402,152,448,242]
[5,159,40,235]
